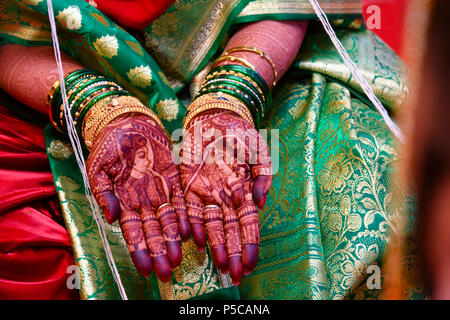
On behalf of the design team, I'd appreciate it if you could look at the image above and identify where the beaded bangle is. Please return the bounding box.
[70,84,122,117]
[209,64,271,106]
[49,70,102,113]
[74,89,129,122]
[73,89,127,127]
[205,68,271,118]
[48,69,167,151]
[200,78,264,117]
[200,81,263,123]
[204,71,266,104]
[58,85,119,129]
[199,86,260,127]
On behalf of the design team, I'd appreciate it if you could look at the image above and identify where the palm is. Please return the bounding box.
[86,113,190,282]
[180,110,272,285]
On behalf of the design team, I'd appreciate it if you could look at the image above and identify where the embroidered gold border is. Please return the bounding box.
[0,23,52,42]
[238,0,362,17]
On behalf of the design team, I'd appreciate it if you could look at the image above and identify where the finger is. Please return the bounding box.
[252,168,273,210]
[237,200,260,275]
[171,181,191,241]
[203,205,228,273]
[228,168,260,275]
[185,191,206,251]
[156,203,182,268]
[89,169,120,224]
[223,206,243,286]
[164,164,191,241]
[97,191,121,224]
[141,207,172,282]
[119,210,153,277]
[249,132,273,210]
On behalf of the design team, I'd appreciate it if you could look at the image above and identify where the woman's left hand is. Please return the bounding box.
[180,109,272,285]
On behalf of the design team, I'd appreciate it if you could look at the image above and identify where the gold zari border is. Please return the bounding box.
[238,0,362,17]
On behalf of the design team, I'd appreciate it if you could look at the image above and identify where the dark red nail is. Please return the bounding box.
[152,255,172,283]
[130,250,152,277]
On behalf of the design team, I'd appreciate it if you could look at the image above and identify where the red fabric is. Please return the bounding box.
[0,105,78,300]
[88,0,175,30]
[362,0,407,59]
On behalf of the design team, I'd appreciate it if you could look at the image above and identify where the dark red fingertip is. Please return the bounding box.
[179,219,192,242]
[130,249,153,277]
[166,241,182,268]
[101,191,121,224]
[211,245,228,273]
[191,224,206,248]
[152,255,173,283]
[252,176,269,210]
[242,244,259,275]
[229,256,243,286]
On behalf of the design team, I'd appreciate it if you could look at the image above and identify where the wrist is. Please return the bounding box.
[47,68,165,150]
[83,95,164,150]
[187,63,271,129]
[183,92,254,130]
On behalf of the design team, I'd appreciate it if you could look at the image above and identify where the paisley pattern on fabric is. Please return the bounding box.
[239,27,422,300]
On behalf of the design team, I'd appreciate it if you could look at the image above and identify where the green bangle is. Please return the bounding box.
[67,78,118,108]
[76,89,130,124]
[52,69,101,107]
[75,91,130,137]
[200,78,264,118]
[57,85,114,130]
[52,72,102,113]
[70,85,120,117]
[209,64,271,106]
[200,87,261,128]
[207,72,266,103]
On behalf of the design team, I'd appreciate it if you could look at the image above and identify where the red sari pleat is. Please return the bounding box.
[0,105,78,300]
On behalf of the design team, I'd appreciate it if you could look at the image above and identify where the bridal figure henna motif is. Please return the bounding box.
[180,109,272,285]
[86,113,191,282]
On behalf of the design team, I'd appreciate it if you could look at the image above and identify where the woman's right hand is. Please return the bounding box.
[86,113,191,282]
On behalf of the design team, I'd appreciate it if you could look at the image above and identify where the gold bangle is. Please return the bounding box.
[83,95,165,150]
[183,93,254,130]
[211,55,256,71]
[204,69,265,102]
[73,84,123,125]
[46,69,76,112]
[223,46,277,86]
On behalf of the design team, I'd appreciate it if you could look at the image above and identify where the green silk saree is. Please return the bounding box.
[0,0,422,299]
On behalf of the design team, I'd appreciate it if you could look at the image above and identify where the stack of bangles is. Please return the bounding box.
[47,68,164,150]
[184,52,272,130]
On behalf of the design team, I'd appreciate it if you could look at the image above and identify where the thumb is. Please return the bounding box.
[252,173,272,210]
[88,166,121,224]
[97,190,121,224]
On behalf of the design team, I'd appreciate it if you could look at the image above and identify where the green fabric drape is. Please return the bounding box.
[0,0,422,299]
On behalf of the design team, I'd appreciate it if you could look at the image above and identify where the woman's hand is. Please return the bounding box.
[180,110,272,285]
[86,113,191,282]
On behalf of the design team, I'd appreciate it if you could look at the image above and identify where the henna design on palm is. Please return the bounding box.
[86,113,190,282]
[180,110,272,285]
